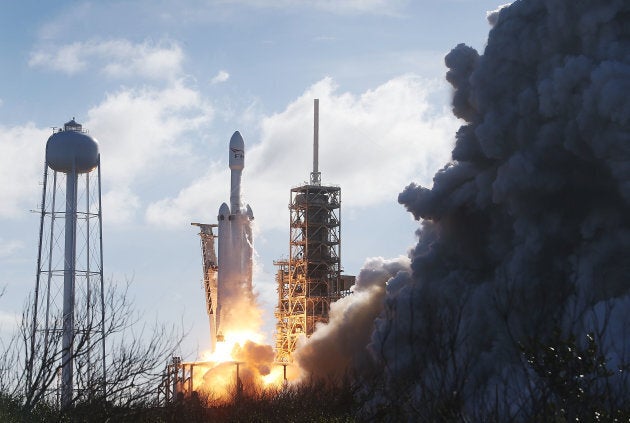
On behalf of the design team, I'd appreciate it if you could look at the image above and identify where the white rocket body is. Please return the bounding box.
[214,131,254,347]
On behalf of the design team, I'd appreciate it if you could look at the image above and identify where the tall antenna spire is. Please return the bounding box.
[310,99,321,185]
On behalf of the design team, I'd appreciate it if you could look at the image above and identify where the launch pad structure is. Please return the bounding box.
[274,100,354,364]
[159,357,209,403]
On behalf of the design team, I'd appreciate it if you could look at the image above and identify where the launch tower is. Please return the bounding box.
[274,100,353,364]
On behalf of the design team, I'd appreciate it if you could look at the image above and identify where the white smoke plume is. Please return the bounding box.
[232,340,275,377]
[297,0,630,420]
[294,257,410,380]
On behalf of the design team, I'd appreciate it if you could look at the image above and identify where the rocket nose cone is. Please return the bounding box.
[230,131,244,149]
[229,131,245,170]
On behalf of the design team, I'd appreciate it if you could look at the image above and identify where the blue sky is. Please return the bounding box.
[0,0,503,356]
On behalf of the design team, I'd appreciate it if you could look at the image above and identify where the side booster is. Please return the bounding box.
[215,131,254,348]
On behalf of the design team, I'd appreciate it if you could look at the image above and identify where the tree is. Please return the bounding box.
[519,329,629,421]
[1,279,183,418]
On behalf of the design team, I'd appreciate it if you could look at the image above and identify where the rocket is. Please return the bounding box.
[213,131,254,350]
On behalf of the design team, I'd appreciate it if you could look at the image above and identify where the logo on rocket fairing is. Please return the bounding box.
[231,147,244,158]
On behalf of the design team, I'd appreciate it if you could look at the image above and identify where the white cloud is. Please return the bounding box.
[0,238,24,258]
[0,123,49,218]
[0,310,20,333]
[146,163,225,227]
[101,187,141,225]
[86,81,212,186]
[146,75,458,232]
[0,78,210,226]
[211,70,230,84]
[85,80,213,222]
[99,40,184,80]
[310,0,408,15]
[218,0,408,15]
[28,42,86,74]
[29,39,184,80]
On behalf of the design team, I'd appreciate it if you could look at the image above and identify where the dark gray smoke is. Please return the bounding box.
[360,0,630,419]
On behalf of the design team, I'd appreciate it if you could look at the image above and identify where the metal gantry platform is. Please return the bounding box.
[274,184,347,363]
[191,222,219,351]
[274,99,356,364]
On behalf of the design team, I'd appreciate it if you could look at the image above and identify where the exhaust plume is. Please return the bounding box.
[297,0,630,419]
[294,257,411,380]
[370,0,630,416]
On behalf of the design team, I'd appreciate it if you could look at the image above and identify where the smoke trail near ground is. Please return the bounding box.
[294,257,410,380]
[232,340,275,377]
[298,0,630,420]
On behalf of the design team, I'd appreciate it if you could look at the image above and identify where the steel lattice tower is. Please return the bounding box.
[275,100,352,364]
[191,223,219,352]
[27,119,106,409]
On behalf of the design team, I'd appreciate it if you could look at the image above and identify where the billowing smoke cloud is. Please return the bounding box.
[298,0,630,420]
[232,340,275,378]
[370,0,630,418]
[294,256,410,379]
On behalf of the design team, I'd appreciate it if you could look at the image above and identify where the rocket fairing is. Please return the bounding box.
[229,131,245,213]
[213,131,255,350]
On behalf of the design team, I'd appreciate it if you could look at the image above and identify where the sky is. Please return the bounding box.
[0,0,504,357]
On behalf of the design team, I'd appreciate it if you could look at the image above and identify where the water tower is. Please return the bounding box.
[28,119,106,408]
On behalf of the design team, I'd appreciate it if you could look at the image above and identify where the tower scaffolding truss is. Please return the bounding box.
[191,223,218,319]
[274,184,347,363]
[191,223,219,351]
[274,99,355,364]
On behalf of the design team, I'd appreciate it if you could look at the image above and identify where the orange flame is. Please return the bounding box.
[187,330,288,401]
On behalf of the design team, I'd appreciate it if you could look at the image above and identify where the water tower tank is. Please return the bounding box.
[46,119,99,174]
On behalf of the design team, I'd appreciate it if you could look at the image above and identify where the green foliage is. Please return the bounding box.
[0,393,64,423]
[0,393,22,423]
[196,378,358,423]
[0,378,358,422]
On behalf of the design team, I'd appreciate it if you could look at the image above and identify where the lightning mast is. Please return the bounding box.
[274,100,352,364]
